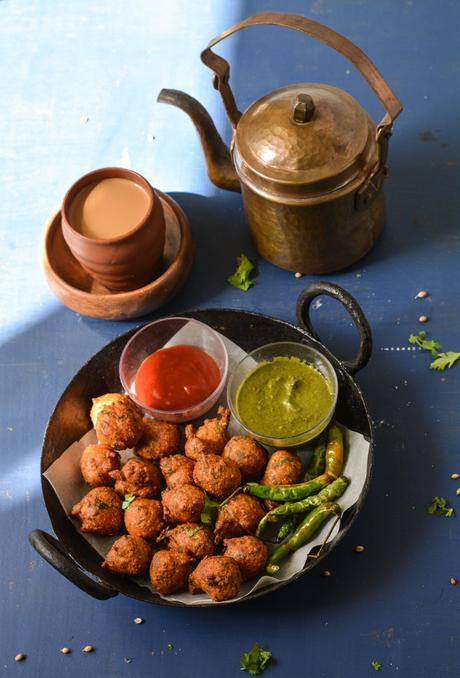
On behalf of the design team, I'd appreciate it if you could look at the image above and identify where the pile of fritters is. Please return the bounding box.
[70,393,303,602]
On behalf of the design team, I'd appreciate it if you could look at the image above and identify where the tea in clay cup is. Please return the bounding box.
[61,167,166,292]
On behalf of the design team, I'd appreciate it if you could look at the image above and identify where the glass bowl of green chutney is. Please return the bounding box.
[227,341,338,448]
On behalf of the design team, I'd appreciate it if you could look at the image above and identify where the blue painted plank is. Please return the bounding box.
[1,1,459,677]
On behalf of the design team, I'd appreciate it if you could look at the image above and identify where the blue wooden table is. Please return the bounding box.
[1,1,459,676]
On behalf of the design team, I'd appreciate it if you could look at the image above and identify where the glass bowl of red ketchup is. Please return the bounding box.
[119,317,229,422]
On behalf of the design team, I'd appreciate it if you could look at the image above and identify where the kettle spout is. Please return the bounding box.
[157,89,240,193]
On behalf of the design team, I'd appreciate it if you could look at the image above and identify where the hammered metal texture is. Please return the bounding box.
[236,84,369,185]
[242,184,385,273]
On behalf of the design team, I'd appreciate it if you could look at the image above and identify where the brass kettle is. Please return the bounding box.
[158,12,402,274]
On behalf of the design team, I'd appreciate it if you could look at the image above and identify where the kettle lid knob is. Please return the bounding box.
[292,93,315,124]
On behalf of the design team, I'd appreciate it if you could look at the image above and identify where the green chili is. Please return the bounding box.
[275,515,298,542]
[256,477,349,537]
[304,438,326,481]
[244,472,331,502]
[266,502,341,575]
[325,424,344,479]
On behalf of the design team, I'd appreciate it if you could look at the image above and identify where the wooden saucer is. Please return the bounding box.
[42,191,194,320]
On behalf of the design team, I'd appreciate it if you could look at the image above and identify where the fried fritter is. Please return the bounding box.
[90,393,144,450]
[160,454,195,490]
[222,536,268,581]
[159,523,215,560]
[134,418,181,461]
[262,449,302,485]
[262,449,302,510]
[101,535,152,576]
[189,556,242,601]
[214,493,265,542]
[184,406,230,460]
[149,549,195,595]
[124,498,164,541]
[80,443,121,487]
[110,458,163,498]
[222,436,268,482]
[193,453,242,502]
[70,487,122,535]
[162,484,205,523]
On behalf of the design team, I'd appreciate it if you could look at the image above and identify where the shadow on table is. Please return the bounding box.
[0,189,251,478]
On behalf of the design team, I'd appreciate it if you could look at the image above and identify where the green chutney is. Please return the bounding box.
[236,356,333,437]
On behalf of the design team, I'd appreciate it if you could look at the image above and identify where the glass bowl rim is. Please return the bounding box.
[119,316,229,417]
[226,340,338,443]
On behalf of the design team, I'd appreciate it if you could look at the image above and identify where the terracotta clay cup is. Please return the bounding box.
[61,167,165,292]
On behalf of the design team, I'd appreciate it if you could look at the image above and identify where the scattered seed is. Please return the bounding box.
[451,473,460,479]
[418,315,429,323]
[15,654,26,662]
[456,488,460,496]
[322,569,332,577]
[295,272,302,278]
[124,657,133,664]
[133,617,143,625]
[60,647,71,654]
[450,577,457,586]
[79,115,89,125]
[82,645,94,653]
[415,290,429,299]
[355,545,365,553]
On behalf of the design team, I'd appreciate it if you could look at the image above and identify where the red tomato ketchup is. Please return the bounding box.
[134,344,221,410]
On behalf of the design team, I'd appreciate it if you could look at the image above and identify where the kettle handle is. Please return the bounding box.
[201,12,402,133]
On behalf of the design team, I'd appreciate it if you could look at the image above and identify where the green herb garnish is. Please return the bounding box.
[200,494,220,526]
[371,660,382,671]
[409,331,441,357]
[228,254,256,292]
[240,643,272,676]
[427,496,455,517]
[272,457,292,468]
[430,352,460,371]
[167,643,173,652]
[409,332,460,371]
[183,525,203,537]
[122,493,136,510]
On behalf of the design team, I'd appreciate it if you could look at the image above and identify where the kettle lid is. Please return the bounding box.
[233,83,376,198]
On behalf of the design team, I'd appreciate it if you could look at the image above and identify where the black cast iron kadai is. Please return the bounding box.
[30,282,373,606]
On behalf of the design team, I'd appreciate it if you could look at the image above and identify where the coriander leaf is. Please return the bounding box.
[228,254,256,292]
[240,643,272,676]
[200,494,220,526]
[122,493,136,510]
[167,643,173,652]
[426,496,454,517]
[409,331,442,357]
[183,525,203,537]
[430,351,460,371]
[371,660,382,671]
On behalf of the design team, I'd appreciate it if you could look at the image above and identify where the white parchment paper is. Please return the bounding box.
[44,325,370,605]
